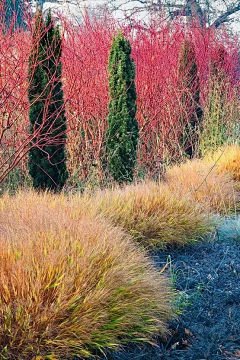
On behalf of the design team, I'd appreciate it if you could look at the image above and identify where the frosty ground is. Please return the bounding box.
[93,216,240,360]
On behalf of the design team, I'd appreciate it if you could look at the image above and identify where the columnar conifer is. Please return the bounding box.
[178,39,202,158]
[28,10,68,190]
[105,32,139,183]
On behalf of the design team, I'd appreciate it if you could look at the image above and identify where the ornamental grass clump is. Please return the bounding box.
[165,158,239,213]
[0,191,173,359]
[205,145,240,183]
[76,182,214,249]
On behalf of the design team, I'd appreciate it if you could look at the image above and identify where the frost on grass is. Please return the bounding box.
[218,215,240,242]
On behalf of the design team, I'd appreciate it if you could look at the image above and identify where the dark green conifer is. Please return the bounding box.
[105,32,139,183]
[178,39,202,158]
[28,10,68,191]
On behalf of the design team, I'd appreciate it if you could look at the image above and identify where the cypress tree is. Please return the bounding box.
[28,10,68,191]
[105,32,139,183]
[178,39,202,158]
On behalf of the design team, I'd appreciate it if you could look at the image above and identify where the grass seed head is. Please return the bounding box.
[0,191,173,359]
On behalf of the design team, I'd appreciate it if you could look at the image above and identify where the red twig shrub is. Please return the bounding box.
[0,12,239,185]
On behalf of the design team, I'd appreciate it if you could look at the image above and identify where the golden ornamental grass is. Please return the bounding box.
[0,191,173,359]
[205,144,240,183]
[165,158,239,214]
[71,181,214,249]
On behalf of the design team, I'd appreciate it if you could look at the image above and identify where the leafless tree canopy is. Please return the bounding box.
[104,0,240,28]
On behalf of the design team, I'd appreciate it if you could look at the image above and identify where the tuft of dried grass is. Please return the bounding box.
[72,182,214,249]
[0,191,173,359]
[165,158,239,213]
[205,145,240,183]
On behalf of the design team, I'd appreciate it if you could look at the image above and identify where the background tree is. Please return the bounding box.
[104,0,240,29]
[105,31,139,183]
[168,0,240,28]
[28,10,68,191]
[178,39,202,158]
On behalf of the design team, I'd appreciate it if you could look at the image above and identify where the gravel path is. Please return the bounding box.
[96,216,240,360]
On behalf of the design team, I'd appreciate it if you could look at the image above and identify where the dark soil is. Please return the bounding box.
[95,216,240,360]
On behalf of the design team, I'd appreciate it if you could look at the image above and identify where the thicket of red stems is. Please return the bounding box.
[0,29,30,184]
[0,12,239,185]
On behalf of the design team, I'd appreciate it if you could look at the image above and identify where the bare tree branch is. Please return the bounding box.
[211,2,240,27]
[96,0,240,28]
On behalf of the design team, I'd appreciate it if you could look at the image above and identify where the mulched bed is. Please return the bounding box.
[95,216,240,360]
